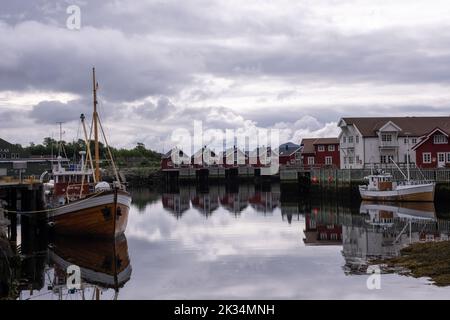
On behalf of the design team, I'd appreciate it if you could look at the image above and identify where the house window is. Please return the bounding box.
[423,153,432,164]
[381,134,392,142]
[295,152,301,160]
[404,138,408,144]
[348,136,354,143]
[434,134,448,144]
[308,157,315,165]
[438,153,445,163]
[381,155,394,163]
[344,157,347,165]
[356,136,359,143]
[348,157,354,164]
[412,138,417,144]
[328,145,335,152]
[447,153,450,163]
[325,156,332,165]
[318,145,325,152]
[404,154,411,163]
[343,137,347,143]
[356,155,360,164]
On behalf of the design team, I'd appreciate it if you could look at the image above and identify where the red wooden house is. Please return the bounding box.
[219,146,248,168]
[412,127,450,168]
[191,146,219,168]
[278,142,301,166]
[300,137,340,168]
[160,147,191,170]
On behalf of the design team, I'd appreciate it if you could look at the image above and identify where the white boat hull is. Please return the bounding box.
[359,183,435,202]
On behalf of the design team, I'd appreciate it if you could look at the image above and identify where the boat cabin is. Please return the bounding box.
[52,152,94,197]
[364,173,396,191]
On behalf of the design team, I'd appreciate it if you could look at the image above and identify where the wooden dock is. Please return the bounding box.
[162,165,450,192]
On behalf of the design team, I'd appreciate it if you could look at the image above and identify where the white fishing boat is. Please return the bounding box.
[358,172,435,202]
[359,145,435,202]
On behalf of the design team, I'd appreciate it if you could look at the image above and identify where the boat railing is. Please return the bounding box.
[397,179,435,186]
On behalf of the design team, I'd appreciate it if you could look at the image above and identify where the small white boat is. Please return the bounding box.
[359,172,435,202]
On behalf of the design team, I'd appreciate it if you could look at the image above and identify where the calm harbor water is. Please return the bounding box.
[4,183,450,300]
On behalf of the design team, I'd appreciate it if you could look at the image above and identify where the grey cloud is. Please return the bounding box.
[0,21,197,102]
[4,1,450,150]
[134,96,177,120]
[2,1,450,107]
[29,99,91,124]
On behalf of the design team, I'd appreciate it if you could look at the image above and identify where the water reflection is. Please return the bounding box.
[3,183,450,299]
[162,184,285,218]
[0,216,131,300]
[343,201,447,275]
[49,235,132,291]
[158,184,450,281]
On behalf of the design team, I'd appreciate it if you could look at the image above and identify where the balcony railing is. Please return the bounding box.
[379,140,399,148]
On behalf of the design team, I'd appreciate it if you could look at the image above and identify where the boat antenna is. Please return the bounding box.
[57,121,64,157]
[406,132,411,182]
[51,132,54,160]
[390,158,408,180]
[92,67,101,182]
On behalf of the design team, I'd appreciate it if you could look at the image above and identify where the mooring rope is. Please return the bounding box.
[2,190,107,215]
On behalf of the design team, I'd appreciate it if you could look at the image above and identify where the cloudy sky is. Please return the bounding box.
[2,0,450,152]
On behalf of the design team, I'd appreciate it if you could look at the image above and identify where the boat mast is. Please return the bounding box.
[92,67,100,182]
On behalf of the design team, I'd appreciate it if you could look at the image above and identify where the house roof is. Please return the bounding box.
[313,137,339,145]
[412,127,449,150]
[220,146,247,158]
[300,138,316,154]
[278,142,301,156]
[0,138,13,146]
[248,146,278,157]
[300,138,338,154]
[191,147,217,158]
[340,116,450,137]
[162,148,189,159]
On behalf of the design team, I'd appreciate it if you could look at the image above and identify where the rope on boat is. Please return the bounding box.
[2,190,107,215]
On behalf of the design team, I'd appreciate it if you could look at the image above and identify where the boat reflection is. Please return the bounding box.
[0,215,132,300]
[342,201,449,274]
[48,234,132,297]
